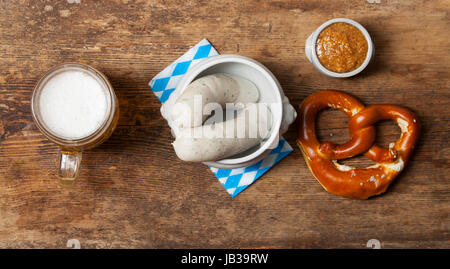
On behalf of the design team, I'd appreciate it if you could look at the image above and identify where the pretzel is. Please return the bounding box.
[297,90,420,199]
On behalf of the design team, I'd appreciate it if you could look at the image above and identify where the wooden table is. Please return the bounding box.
[0,0,448,249]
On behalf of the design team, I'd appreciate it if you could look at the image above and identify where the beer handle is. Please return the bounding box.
[58,150,82,186]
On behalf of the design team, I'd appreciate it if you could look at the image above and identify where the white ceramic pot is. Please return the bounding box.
[161,54,296,169]
[305,18,375,78]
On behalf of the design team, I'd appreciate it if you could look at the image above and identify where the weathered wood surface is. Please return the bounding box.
[0,0,448,248]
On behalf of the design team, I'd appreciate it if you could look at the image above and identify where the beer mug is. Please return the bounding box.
[31,63,119,186]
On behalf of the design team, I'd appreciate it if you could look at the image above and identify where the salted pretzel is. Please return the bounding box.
[297,90,420,199]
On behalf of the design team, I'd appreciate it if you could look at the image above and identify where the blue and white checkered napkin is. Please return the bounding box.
[149,39,293,197]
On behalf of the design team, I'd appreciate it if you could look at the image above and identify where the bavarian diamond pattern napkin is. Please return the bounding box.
[149,39,293,197]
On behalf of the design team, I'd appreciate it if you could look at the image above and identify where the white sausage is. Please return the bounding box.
[170,73,259,128]
[172,103,273,162]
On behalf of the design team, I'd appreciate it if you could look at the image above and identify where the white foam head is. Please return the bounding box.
[38,70,110,140]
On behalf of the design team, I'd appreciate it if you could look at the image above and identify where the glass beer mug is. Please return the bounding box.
[31,63,119,186]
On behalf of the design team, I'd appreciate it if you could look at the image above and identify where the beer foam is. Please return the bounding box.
[39,70,109,139]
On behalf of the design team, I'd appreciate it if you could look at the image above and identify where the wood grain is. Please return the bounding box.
[0,0,448,248]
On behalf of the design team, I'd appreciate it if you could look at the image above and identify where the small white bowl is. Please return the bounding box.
[305,18,374,78]
[161,54,296,169]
